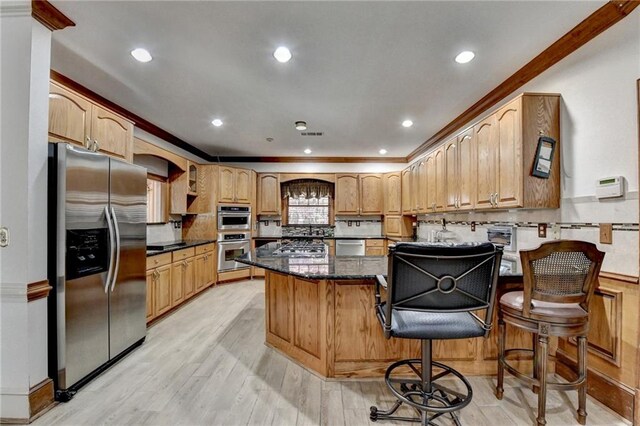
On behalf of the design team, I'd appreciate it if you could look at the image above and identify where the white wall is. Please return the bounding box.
[0,6,52,420]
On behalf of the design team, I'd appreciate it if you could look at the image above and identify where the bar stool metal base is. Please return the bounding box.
[370,340,472,426]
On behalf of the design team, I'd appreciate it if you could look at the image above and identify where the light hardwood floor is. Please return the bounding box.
[35,280,630,426]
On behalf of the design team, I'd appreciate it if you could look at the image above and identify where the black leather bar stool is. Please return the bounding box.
[495,240,604,426]
[370,242,503,426]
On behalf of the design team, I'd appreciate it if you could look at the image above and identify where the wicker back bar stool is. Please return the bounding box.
[495,240,605,426]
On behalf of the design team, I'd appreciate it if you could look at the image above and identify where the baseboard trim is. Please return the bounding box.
[28,378,54,420]
[556,351,634,421]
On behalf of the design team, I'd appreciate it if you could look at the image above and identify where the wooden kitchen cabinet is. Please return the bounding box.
[184,164,217,215]
[335,174,360,215]
[382,172,402,215]
[416,158,428,214]
[48,81,133,162]
[145,271,155,323]
[474,94,560,210]
[401,167,413,215]
[444,128,475,212]
[335,174,383,215]
[428,147,446,212]
[218,166,251,204]
[257,173,281,215]
[183,258,195,299]
[359,174,383,215]
[170,262,185,307]
[194,249,216,293]
[365,239,386,256]
[153,265,172,318]
[384,216,413,237]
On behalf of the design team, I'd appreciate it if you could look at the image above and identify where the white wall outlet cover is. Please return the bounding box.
[0,227,8,247]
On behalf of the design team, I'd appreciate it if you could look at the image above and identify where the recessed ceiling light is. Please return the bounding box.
[379,149,388,155]
[211,119,223,127]
[402,120,413,128]
[304,148,312,154]
[295,121,307,131]
[273,46,292,63]
[131,48,152,63]
[455,50,475,64]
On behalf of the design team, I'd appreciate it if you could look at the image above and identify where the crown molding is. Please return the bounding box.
[216,156,407,164]
[31,0,74,31]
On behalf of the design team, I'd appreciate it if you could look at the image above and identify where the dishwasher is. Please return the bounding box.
[335,239,366,256]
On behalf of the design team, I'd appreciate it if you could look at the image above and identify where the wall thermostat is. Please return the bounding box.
[595,176,624,199]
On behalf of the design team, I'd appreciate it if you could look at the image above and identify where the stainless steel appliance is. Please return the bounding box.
[217,205,251,231]
[217,232,251,271]
[336,239,366,256]
[47,143,147,401]
[273,240,327,257]
[487,226,516,252]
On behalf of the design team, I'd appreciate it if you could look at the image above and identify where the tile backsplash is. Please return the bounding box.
[147,215,182,244]
[335,216,383,237]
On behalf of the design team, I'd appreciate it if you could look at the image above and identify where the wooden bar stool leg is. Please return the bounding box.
[536,334,549,426]
[532,332,539,394]
[496,318,505,400]
[577,335,588,425]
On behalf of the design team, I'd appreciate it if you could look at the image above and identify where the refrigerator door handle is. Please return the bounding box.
[104,205,116,293]
[110,206,121,292]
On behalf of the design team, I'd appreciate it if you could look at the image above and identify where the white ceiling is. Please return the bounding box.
[50,1,603,159]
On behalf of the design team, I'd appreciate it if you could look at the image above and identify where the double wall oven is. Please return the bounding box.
[217,205,251,272]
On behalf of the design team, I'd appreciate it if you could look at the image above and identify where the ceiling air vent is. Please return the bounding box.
[301,132,323,136]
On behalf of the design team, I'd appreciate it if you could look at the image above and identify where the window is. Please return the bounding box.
[287,196,330,225]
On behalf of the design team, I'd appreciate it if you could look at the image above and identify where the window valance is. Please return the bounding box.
[281,179,333,199]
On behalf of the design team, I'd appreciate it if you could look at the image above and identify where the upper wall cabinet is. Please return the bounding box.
[475,94,560,210]
[257,173,281,215]
[48,82,133,162]
[335,173,383,215]
[383,172,402,215]
[444,128,475,212]
[218,166,251,204]
[401,168,413,215]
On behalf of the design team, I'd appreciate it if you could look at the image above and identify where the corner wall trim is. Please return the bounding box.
[27,279,51,302]
[28,378,54,420]
[31,0,75,31]
[407,0,640,162]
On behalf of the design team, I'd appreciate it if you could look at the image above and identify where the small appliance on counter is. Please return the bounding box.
[47,143,147,401]
[487,226,516,252]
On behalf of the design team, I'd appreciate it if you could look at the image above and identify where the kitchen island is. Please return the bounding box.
[238,242,530,379]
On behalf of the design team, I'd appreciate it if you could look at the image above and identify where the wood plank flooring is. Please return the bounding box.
[34,280,630,426]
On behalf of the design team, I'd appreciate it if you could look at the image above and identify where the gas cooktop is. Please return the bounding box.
[272,241,327,258]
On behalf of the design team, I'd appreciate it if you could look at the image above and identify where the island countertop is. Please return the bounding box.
[237,241,522,280]
[237,242,387,280]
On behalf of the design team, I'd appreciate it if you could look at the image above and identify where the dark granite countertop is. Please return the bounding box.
[237,241,522,280]
[146,239,216,257]
[253,235,386,240]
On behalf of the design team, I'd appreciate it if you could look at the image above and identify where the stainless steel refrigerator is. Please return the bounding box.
[47,143,147,400]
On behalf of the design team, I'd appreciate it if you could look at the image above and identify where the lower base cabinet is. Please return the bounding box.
[146,243,216,324]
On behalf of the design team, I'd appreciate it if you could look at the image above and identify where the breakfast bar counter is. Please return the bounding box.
[237,243,530,379]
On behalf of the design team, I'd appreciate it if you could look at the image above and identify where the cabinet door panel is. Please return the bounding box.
[434,148,446,211]
[218,167,235,203]
[359,174,383,215]
[235,169,251,204]
[146,271,155,322]
[335,174,359,215]
[401,168,412,215]
[170,263,185,307]
[258,174,281,215]
[444,139,458,211]
[474,117,498,209]
[417,160,428,214]
[183,258,195,298]
[90,105,132,159]
[457,129,475,210]
[496,101,523,208]
[409,164,418,214]
[48,83,92,146]
[154,265,172,316]
[425,154,436,213]
[383,173,402,215]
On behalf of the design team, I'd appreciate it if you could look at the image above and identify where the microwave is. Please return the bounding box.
[217,205,251,231]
